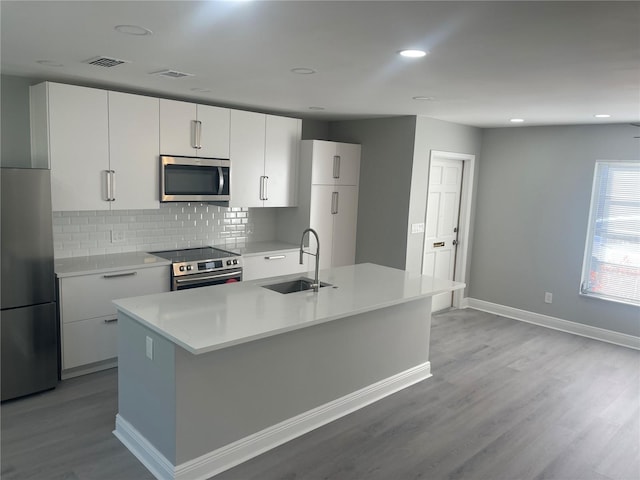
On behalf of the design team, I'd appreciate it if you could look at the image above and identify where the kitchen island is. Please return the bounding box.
[113,263,464,480]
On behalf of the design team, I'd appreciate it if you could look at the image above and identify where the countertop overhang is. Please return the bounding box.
[113,263,465,355]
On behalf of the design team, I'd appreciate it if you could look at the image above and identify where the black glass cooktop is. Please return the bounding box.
[151,247,239,263]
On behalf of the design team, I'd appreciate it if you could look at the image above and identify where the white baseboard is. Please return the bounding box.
[114,415,176,480]
[463,298,640,350]
[114,362,432,480]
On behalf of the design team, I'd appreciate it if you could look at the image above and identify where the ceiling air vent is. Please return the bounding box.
[84,56,130,68]
[151,69,195,79]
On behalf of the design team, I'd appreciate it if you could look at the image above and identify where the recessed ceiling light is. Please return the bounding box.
[412,96,435,101]
[399,49,428,58]
[510,118,525,123]
[308,106,325,111]
[115,24,153,36]
[290,67,316,75]
[36,60,64,67]
[594,114,611,118]
[190,87,212,93]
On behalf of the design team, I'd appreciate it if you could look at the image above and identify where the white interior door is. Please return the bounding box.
[423,156,463,312]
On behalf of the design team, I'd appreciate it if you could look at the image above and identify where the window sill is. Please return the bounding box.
[579,291,640,308]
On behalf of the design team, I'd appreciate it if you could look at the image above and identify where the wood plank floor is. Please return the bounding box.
[2,309,639,480]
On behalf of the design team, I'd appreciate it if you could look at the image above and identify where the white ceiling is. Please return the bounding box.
[1,1,638,128]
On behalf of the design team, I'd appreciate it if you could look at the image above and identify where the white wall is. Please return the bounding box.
[469,124,639,337]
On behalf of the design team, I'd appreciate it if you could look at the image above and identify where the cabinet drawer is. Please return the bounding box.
[243,251,309,281]
[62,316,118,370]
[59,266,169,323]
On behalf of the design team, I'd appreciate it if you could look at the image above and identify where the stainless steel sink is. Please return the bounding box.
[262,277,331,294]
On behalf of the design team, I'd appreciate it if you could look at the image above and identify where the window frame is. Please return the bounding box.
[579,160,640,307]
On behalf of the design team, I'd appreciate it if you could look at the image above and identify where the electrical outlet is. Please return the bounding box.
[411,223,425,234]
[544,292,553,304]
[110,229,126,243]
[146,336,153,360]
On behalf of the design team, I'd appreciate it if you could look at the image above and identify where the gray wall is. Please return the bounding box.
[329,116,417,270]
[301,119,330,140]
[469,124,639,337]
[1,74,35,167]
[406,117,483,299]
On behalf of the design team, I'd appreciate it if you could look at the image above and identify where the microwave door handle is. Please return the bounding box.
[218,167,224,194]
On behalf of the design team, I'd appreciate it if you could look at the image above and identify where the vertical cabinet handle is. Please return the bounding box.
[259,176,269,201]
[105,170,116,202]
[333,155,341,179]
[105,170,111,201]
[191,120,202,149]
[331,191,339,214]
[110,170,116,202]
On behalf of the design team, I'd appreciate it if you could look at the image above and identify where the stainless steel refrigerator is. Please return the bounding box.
[1,168,58,401]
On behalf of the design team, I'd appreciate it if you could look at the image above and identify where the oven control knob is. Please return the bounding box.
[233,259,238,265]
[186,265,193,271]
[179,265,185,272]
[227,260,232,266]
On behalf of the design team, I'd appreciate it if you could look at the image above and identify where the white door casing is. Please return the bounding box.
[423,156,463,312]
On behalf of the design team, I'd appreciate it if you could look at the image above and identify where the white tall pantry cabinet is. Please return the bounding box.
[278,140,361,269]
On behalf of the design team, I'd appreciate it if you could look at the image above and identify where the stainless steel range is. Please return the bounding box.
[151,247,243,291]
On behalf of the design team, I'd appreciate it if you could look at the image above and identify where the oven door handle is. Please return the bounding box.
[174,270,243,285]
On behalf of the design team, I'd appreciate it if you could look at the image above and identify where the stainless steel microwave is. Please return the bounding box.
[160,155,230,204]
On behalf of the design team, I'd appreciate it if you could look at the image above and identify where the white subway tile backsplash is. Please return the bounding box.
[53,203,278,258]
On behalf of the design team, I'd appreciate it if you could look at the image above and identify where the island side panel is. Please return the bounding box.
[174,297,432,464]
[117,312,178,464]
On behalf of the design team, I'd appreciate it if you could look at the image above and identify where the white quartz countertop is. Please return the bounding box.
[229,241,300,256]
[55,252,171,277]
[113,263,465,355]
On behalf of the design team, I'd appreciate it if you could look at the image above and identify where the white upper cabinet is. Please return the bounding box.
[310,140,361,186]
[30,82,160,211]
[108,92,160,210]
[31,82,110,211]
[159,99,230,158]
[197,104,230,158]
[229,110,266,208]
[230,110,300,208]
[264,115,301,207]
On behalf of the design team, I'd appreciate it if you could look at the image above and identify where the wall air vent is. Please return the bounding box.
[84,56,131,68]
[151,69,195,79]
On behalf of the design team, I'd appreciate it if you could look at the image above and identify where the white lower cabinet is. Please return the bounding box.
[58,265,169,376]
[242,250,309,281]
[63,317,119,370]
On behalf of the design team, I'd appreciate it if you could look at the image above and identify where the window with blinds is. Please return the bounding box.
[581,161,640,305]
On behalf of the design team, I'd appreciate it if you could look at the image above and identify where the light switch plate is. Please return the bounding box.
[411,223,425,234]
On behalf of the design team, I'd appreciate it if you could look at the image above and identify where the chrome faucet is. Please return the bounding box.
[299,228,320,292]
